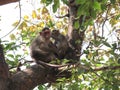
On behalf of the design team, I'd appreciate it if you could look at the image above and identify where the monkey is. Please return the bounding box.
[51,30,80,63]
[51,30,69,59]
[30,27,59,63]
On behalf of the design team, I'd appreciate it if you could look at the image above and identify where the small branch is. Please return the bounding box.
[92,71,112,84]
[101,5,109,38]
[9,64,71,90]
[93,65,120,71]
[78,64,120,72]
[55,14,69,18]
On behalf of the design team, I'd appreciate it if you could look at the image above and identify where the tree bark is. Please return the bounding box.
[8,63,71,90]
[0,0,19,5]
[0,45,9,90]
[9,65,47,90]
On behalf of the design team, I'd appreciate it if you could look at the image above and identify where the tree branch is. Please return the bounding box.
[0,0,19,5]
[9,65,48,90]
[8,63,71,90]
[78,64,120,72]
[93,65,120,71]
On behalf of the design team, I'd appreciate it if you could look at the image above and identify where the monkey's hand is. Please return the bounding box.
[48,42,59,53]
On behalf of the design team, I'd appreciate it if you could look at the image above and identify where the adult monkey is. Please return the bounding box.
[30,27,59,63]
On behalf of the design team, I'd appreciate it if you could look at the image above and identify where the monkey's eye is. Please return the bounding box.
[44,30,50,34]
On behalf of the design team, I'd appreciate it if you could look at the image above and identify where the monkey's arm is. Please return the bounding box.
[31,42,49,55]
[48,42,59,53]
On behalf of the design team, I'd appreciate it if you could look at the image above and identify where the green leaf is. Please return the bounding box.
[5,42,16,51]
[32,10,37,19]
[118,58,120,64]
[40,0,46,3]
[75,0,86,4]
[101,0,107,3]
[47,20,54,27]
[46,0,53,6]
[74,20,79,29]
[7,54,14,58]
[110,0,116,4]
[85,18,94,26]
[92,40,101,47]
[112,43,117,49]
[10,34,16,40]
[52,0,60,13]
[40,0,53,6]
[61,0,68,4]
[7,60,15,66]
[12,21,19,26]
[102,41,111,47]
[101,4,107,11]
[38,85,44,90]
[84,50,89,54]
[90,9,96,18]
[78,68,86,74]
[77,5,85,16]
[112,85,119,90]
[18,21,27,29]
[93,1,101,10]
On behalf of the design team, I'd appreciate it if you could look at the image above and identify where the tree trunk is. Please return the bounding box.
[0,45,9,90]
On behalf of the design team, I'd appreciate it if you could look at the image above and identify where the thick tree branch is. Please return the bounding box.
[9,65,47,90]
[8,61,120,90]
[9,64,71,90]
[0,0,19,5]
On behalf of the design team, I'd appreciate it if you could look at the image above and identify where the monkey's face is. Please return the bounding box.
[44,30,51,39]
[51,30,59,38]
[40,29,51,39]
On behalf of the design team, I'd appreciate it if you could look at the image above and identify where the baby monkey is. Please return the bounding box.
[51,30,79,63]
[51,30,69,59]
[30,27,58,63]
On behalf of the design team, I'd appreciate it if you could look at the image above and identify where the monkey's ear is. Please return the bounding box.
[53,30,59,33]
[57,30,59,32]
[55,30,60,34]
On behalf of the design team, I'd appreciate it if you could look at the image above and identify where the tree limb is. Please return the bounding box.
[0,0,19,5]
[8,64,71,90]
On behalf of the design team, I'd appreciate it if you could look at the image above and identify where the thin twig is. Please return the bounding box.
[0,0,22,39]
[55,14,69,18]
[93,65,120,71]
